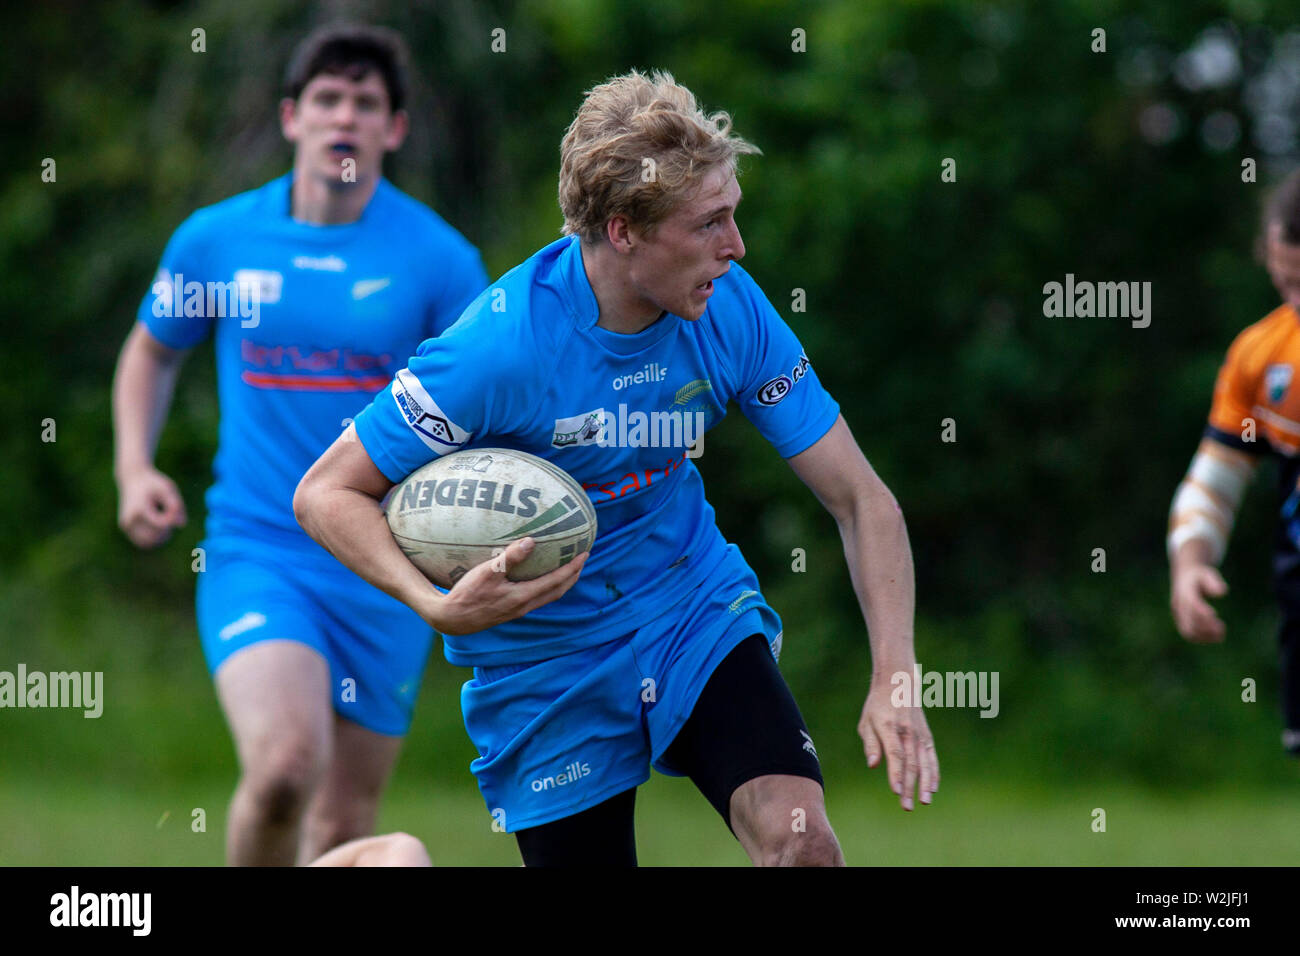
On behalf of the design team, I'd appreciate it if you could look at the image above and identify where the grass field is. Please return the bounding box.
[6,577,1300,866]
[4,771,1299,866]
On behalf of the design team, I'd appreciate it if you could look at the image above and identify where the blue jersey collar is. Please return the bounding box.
[556,235,681,353]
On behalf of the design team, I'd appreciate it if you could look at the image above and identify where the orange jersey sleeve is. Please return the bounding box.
[1207,305,1300,455]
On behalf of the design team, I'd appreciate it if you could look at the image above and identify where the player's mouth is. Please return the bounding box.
[694,270,726,297]
[329,142,358,157]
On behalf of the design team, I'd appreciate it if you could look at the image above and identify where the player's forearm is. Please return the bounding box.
[836,489,918,685]
[112,325,183,480]
[1171,537,1217,574]
[1166,439,1256,568]
[293,480,442,624]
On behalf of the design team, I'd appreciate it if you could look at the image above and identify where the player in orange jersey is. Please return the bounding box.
[1169,168,1300,754]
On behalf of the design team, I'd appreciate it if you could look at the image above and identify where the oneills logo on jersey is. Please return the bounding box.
[530,760,592,792]
[1267,364,1293,404]
[292,254,346,272]
[391,368,470,453]
[552,409,608,448]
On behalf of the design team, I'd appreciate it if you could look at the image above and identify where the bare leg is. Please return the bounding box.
[729,774,845,867]
[215,641,333,866]
[296,714,404,864]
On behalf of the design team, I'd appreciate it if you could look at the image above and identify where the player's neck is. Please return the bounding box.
[289,167,380,225]
[580,241,664,335]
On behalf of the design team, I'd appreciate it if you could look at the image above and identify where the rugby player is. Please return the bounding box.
[111,24,488,864]
[1169,168,1300,756]
[294,70,938,866]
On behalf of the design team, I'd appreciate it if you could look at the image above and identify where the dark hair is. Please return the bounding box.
[284,23,410,112]
[1260,168,1300,260]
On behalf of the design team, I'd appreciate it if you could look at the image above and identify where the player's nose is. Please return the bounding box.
[334,98,359,128]
[722,220,746,262]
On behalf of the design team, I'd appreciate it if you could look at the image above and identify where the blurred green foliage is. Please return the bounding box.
[5,0,1300,808]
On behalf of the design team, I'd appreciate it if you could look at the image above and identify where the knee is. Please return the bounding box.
[756,819,843,867]
[305,807,374,851]
[381,832,432,867]
[241,740,328,824]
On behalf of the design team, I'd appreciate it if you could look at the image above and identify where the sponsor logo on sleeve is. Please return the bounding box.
[391,367,470,453]
[756,375,792,406]
[755,352,811,406]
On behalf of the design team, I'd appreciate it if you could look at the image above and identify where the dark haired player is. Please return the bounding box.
[1170,168,1300,757]
[112,24,487,864]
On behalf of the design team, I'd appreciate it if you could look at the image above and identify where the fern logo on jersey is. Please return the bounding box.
[1267,363,1292,404]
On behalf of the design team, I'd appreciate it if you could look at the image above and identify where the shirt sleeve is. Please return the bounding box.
[425,245,491,339]
[717,269,840,458]
[354,306,535,483]
[1206,325,1265,453]
[137,212,217,349]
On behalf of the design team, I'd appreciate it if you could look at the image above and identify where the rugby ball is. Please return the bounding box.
[385,448,597,587]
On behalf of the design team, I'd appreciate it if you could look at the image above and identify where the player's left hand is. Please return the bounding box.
[858,683,939,811]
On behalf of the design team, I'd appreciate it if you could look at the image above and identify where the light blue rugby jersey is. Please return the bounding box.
[354,235,840,665]
[139,173,488,547]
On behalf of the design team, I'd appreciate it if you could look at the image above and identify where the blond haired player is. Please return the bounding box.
[295,70,937,865]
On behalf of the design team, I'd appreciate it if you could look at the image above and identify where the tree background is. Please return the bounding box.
[4,0,1300,863]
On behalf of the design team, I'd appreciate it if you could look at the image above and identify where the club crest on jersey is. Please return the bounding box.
[552,409,608,448]
[1267,364,1293,404]
[391,368,470,453]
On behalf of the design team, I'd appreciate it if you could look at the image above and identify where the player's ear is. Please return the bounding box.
[605,216,635,254]
[279,97,300,143]
[384,109,410,152]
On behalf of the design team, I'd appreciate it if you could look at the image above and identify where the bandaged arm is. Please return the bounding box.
[1167,438,1259,566]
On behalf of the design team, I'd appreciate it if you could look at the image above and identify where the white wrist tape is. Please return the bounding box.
[1167,444,1254,564]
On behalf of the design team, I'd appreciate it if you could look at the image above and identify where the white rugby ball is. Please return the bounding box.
[386,448,597,588]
